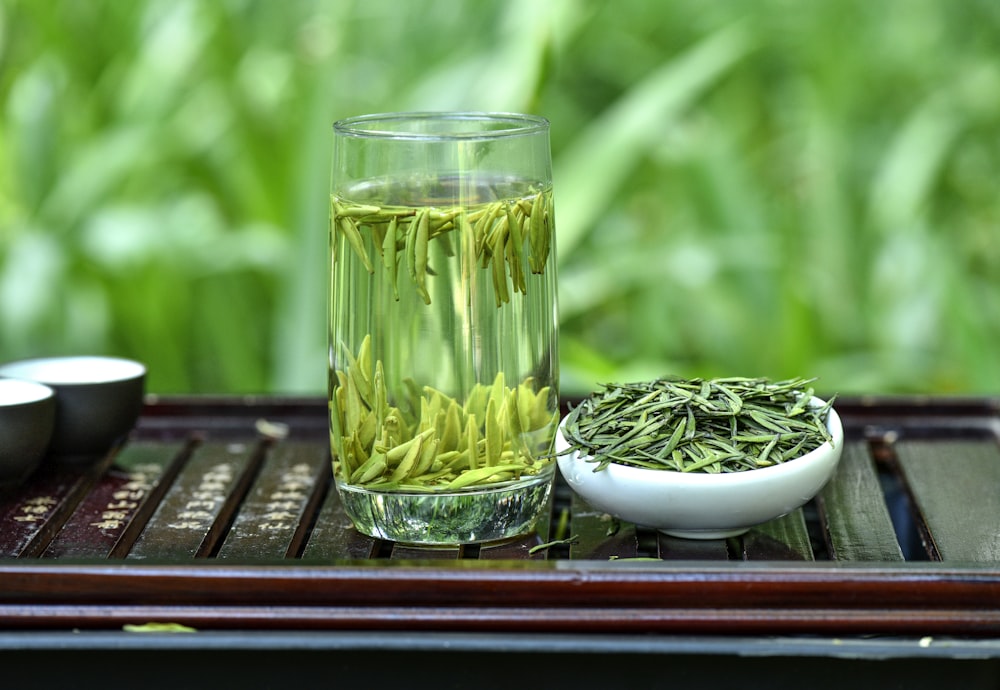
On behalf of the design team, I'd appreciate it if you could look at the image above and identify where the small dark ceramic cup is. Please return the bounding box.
[0,356,146,460]
[0,378,56,485]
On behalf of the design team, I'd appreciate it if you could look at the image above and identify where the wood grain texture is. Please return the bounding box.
[895,439,1000,561]
[817,440,904,561]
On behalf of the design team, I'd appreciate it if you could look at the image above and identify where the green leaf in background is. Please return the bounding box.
[1,0,999,397]
[554,22,753,259]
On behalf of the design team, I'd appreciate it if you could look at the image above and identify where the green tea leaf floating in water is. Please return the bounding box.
[330,189,553,307]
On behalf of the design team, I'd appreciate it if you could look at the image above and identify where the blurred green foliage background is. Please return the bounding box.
[2,0,999,397]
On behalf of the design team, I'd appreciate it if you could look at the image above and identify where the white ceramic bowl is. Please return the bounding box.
[0,356,146,460]
[555,397,844,539]
[0,378,56,485]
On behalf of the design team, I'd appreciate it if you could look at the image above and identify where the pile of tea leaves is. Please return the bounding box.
[330,335,558,491]
[558,376,835,473]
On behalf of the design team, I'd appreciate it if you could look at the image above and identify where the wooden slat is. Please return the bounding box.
[895,439,1000,561]
[126,441,262,560]
[215,441,329,560]
[1,561,999,636]
[300,481,379,561]
[568,494,642,560]
[742,509,813,560]
[40,441,187,559]
[3,601,1000,635]
[0,454,115,558]
[2,560,998,606]
[816,440,903,561]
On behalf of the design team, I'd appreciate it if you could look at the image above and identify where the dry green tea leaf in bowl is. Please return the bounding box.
[558,376,836,473]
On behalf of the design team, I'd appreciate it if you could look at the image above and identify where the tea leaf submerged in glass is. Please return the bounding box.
[328,113,559,544]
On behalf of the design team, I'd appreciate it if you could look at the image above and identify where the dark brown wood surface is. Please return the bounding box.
[0,394,998,637]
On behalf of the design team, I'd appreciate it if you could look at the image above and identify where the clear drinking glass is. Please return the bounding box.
[328,112,560,544]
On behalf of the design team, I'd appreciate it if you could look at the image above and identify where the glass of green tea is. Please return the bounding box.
[328,112,559,544]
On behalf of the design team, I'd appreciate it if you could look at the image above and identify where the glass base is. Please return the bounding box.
[335,465,555,545]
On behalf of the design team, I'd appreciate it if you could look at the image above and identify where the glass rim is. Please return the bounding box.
[333,111,549,140]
